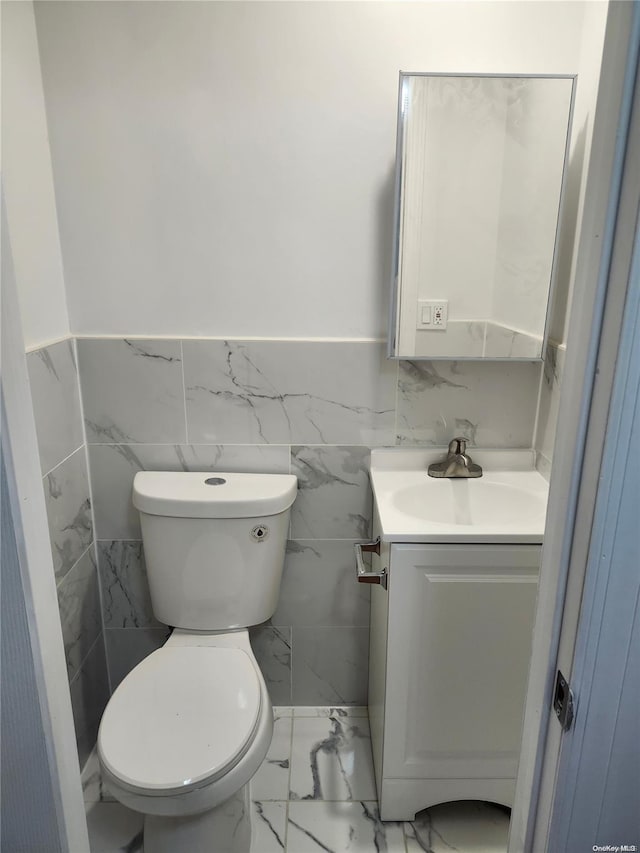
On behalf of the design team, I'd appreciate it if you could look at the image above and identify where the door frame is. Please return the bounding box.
[1,196,90,851]
[509,4,640,850]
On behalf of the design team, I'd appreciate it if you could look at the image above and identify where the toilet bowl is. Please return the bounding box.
[96,471,297,853]
[98,630,273,819]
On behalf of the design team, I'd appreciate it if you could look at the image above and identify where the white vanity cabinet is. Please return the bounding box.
[368,538,540,821]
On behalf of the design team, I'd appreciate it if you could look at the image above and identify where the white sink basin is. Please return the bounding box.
[371,449,549,543]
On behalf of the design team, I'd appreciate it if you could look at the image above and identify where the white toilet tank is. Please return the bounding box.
[132,471,297,631]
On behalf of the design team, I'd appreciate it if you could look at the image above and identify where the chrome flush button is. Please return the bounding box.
[204,477,226,485]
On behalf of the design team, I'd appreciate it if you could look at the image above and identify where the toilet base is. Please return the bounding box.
[143,784,251,853]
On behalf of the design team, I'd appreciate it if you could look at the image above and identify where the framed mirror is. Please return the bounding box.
[388,73,575,360]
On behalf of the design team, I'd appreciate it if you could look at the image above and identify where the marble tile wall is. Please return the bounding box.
[77,337,542,707]
[27,338,109,768]
[534,340,566,479]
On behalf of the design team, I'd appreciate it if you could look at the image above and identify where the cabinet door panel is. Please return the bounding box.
[384,545,539,780]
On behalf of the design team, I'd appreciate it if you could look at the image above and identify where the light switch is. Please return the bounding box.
[421,305,432,325]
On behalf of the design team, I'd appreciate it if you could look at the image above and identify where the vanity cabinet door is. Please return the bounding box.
[383,544,539,783]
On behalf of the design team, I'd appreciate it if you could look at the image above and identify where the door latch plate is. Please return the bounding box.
[553,669,575,731]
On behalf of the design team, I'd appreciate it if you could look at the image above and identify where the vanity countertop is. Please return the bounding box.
[370,448,549,544]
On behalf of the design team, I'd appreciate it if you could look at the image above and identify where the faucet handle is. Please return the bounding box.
[448,437,467,455]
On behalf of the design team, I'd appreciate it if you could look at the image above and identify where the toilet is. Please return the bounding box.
[97,470,297,853]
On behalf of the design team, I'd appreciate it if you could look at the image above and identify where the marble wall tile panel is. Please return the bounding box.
[105,627,171,691]
[413,321,486,359]
[69,634,110,769]
[27,339,84,476]
[396,359,541,447]
[249,624,292,706]
[292,626,369,706]
[57,547,102,682]
[290,446,372,539]
[89,443,289,539]
[44,447,93,582]
[536,450,553,481]
[287,802,406,853]
[483,322,543,359]
[77,339,186,444]
[535,341,566,465]
[273,541,370,628]
[291,706,368,718]
[98,540,161,628]
[183,340,397,446]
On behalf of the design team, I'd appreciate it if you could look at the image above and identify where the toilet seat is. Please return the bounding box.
[98,646,261,796]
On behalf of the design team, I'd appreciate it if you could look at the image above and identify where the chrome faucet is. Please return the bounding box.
[427,437,483,479]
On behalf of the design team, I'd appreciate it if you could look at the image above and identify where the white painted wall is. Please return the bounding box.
[34,0,588,339]
[1,1,70,350]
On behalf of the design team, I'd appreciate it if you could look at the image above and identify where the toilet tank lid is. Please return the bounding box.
[133,471,298,518]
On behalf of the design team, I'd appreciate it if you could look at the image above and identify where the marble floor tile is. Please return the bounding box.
[405,801,510,853]
[287,802,405,853]
[251,801,288,852]
[83,706,511,853]
[85,802,144,852]
[251,712,293,801]
[289,713,376,801]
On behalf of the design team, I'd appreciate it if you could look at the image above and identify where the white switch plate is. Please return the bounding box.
[417,299,448,330]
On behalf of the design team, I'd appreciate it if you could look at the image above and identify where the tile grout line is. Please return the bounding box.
[75,335,114,696]
[55,540,95,591]
[69,631,104,689]
[41,442,86,479]
[180,339,189,445]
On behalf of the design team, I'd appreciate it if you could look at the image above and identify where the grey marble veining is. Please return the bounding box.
[27,338,84,476]
[83,707,511,853]
[44,447,93,582]
[84,802,144,853]
[98,541,161,628]
[183,340,397,445]
[105,627,171,691]
[82,752,117,804]
[78,339,186,444]
[251,711,293,801]
[484,322,543,359]
[57,547,102,682]
[292,626,369,706]
[289,712,376,801]
[405,801,510,852]
[89,443,289,539]
[249,623,292,706]
[536,341,566,464]
[396,359,541,447]
[69,634,110,769]
[274,541,370,628]
[290,446,372,539]
[287,802,406,853]
[251,802,287,852]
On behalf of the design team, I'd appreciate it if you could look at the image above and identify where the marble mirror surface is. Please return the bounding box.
[389,73,575,360]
